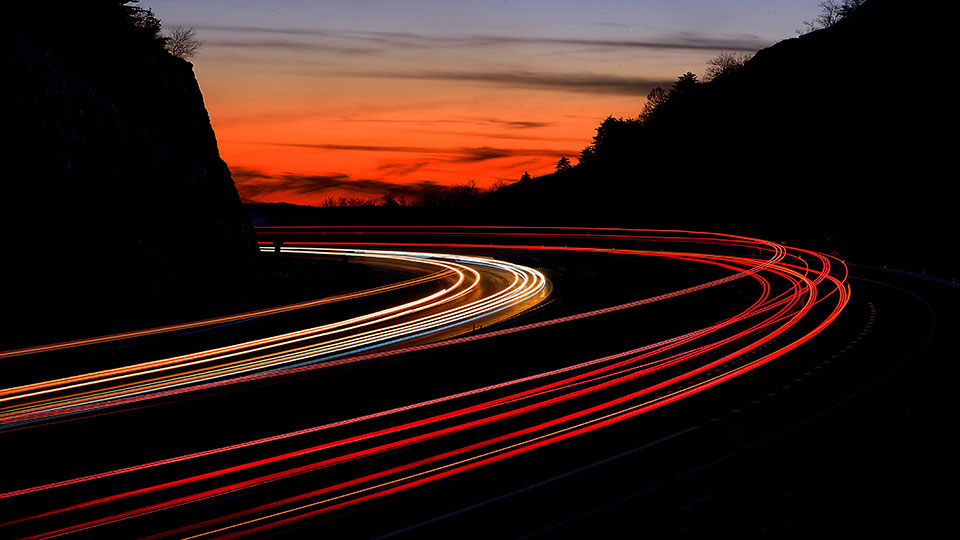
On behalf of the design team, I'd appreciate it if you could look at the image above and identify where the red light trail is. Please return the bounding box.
[0,228,849,538]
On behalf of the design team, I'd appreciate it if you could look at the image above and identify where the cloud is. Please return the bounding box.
[446,147,549,163]
[231,166,443,199]
[481,118,552,129]
[445,32,769,52]
[338,69,673,96]
[537,32,770,52]
[496,158,541,170]
[229,166,274,186]
[203,39,376,55]
[414,130,581,143]
[219,113,556,131]
[377,161,431,176]
[265,142,578,163]
[196,25,770,53]
[359,117,553,129]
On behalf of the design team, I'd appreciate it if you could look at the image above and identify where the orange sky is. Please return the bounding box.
[143,0,815,205]
[210,88,643,205]
[197,50,686,205]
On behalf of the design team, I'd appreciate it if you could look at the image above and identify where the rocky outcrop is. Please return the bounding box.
[2,3,256,343]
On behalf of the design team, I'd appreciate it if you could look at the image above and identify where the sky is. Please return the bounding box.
[142,0,825,205]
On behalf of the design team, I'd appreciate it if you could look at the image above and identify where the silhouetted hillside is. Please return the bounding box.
[2,1,256,343]
[490,0,953,274]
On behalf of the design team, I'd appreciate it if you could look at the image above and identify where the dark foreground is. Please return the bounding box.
[0,228,955,538]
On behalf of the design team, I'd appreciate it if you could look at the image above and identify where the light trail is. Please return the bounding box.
[0,228,850,539]
[0,250,547,428]
[0,268,454,360]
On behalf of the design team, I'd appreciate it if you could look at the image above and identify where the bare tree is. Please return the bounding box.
[489,179,510,192]
[820,1,845,26]
[798,0,866,35]
[165,26,203,60]
[704,51,752,81]
[417,181,482,208]
[838,0,867,17]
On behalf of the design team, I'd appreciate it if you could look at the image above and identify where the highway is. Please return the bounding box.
[1,227,954,537]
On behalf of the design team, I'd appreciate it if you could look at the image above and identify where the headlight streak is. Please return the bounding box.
[0,252,474,403]
[0,269,455,360]
[11,258,810,532]
[0,228,849,539]
[0,250,546,427]
[0,233,794,430]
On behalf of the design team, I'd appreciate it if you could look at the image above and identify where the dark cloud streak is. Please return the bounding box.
[377,161,431,176]
[337,70,673,96]
[196,24,769,53]
[263,142,578,163]
[231,166,443,199]
[204,39,376,55]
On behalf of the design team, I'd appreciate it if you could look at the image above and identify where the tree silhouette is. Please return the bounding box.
[590,116,617,151]
[418,181,482,208]
[704,52,752,82]
[126,2,163,41]
[489,179,510,192]
[520,171,532,182]
[639,86,668,122]
[838,0,867,17]
[578,115,642,166]
[579,146,596,166]
[15,1,165,47]
[555,156,572,171]
[798,0,866,34]
[669,72,699,100]
[165,26,203,59]
[380,194,401,207]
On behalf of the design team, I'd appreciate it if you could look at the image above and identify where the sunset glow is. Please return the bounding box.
[143,0,820,204]
[6,2,952,536]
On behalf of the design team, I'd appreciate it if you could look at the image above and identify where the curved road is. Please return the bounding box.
[0,227,954,537]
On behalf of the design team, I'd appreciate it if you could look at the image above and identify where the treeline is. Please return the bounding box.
[578,55,749,166]
[484,0,954,275]
[7,1,202,61]
[8,1,164,50]
[577,0,864,168]
[316,180,513,209]
[254,0,953,274]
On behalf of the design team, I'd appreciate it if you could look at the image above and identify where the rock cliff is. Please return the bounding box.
[2,2,256,344]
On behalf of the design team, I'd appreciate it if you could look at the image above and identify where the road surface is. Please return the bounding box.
[1,227,954,537]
